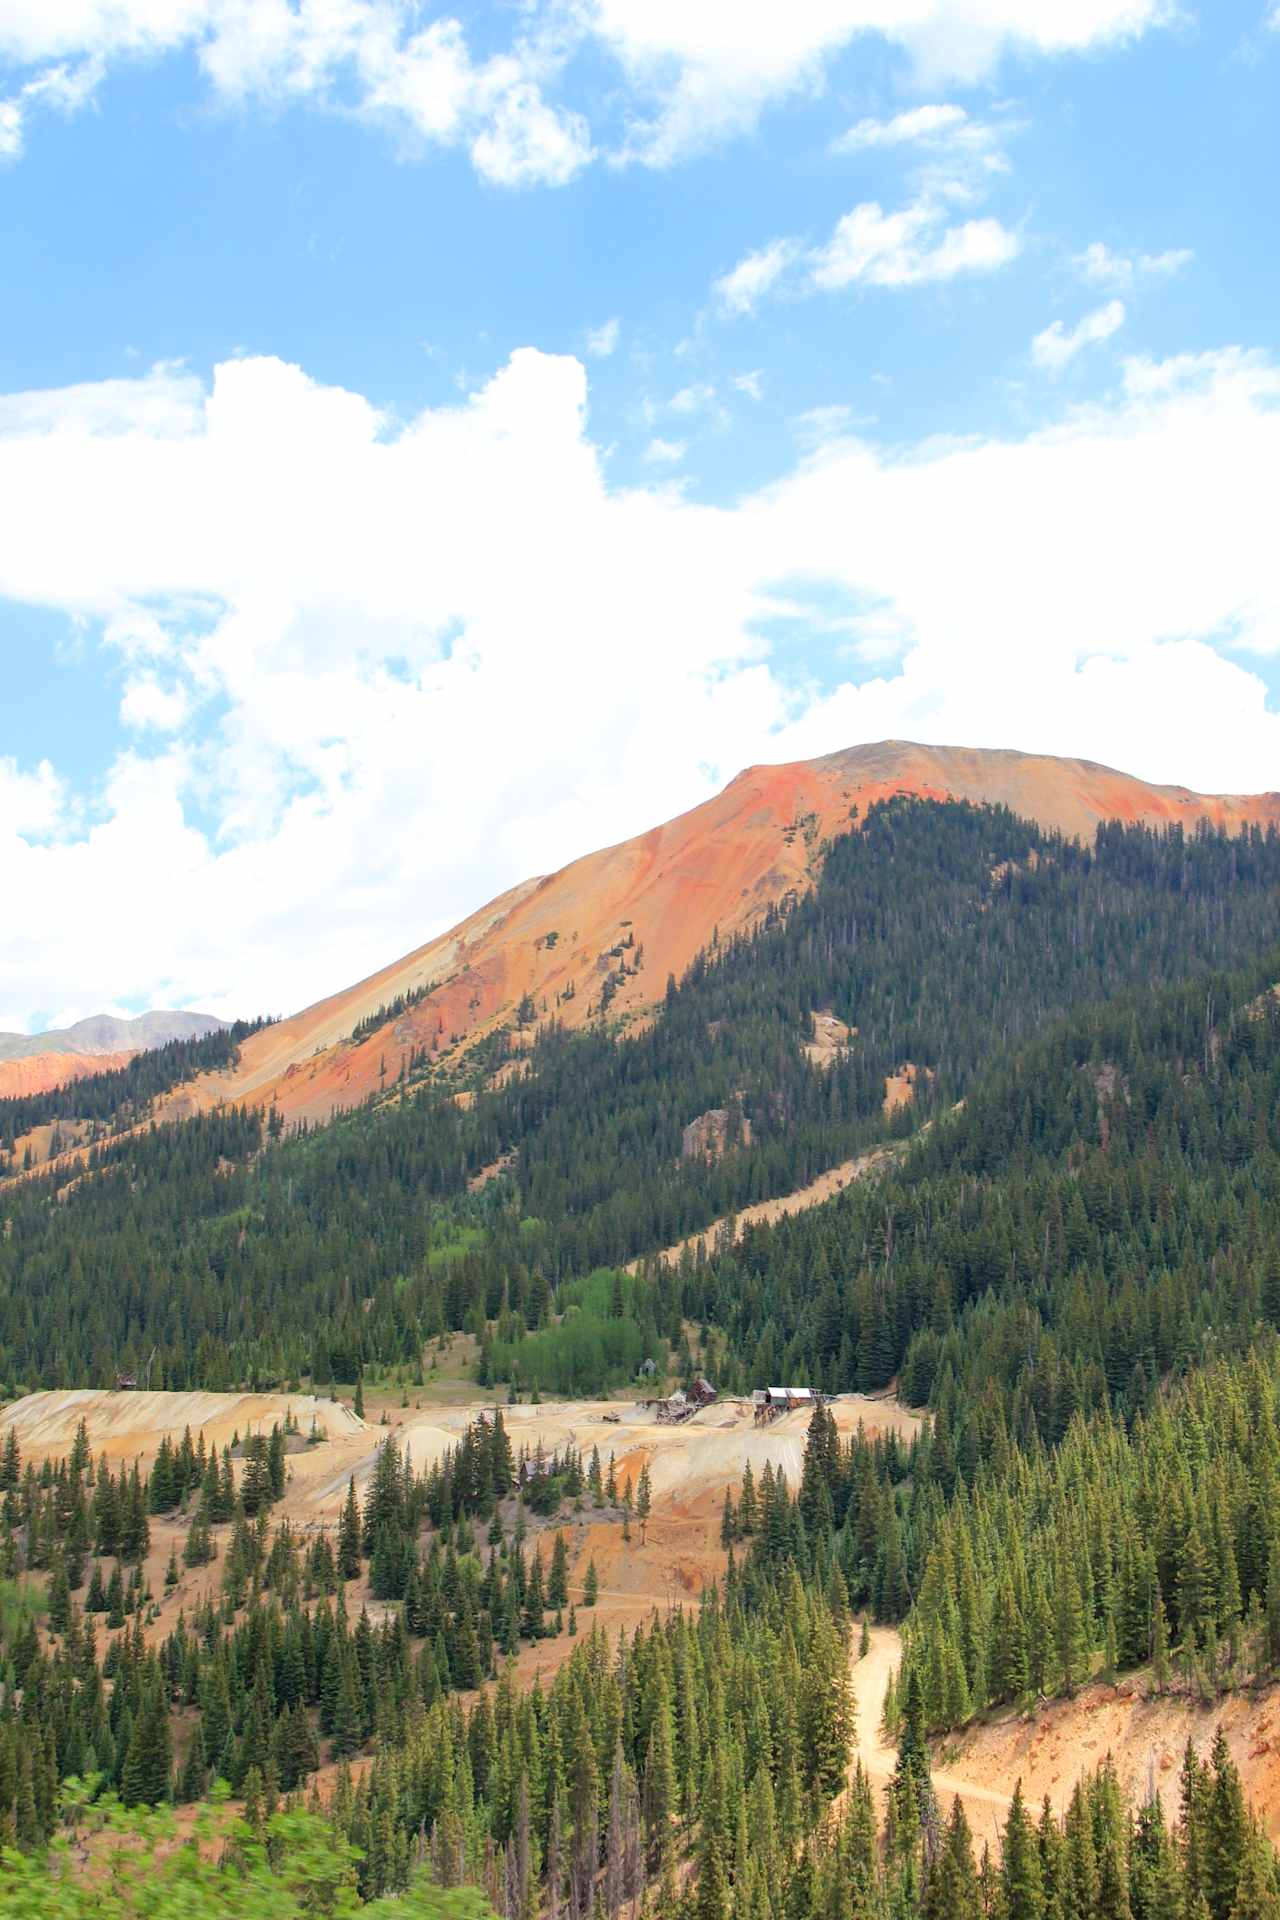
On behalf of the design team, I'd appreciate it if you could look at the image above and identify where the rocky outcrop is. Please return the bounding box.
[681,1106,752,1162]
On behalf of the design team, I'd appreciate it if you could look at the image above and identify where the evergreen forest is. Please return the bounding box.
[5,798,1280,1916]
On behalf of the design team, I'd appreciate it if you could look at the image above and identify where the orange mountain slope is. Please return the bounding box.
[143,739,1280,1131]
[0,1049,137,1103]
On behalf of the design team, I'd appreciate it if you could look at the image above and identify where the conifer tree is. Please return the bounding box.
[1002,1781,1046,1920]
[338,1477,362,1579]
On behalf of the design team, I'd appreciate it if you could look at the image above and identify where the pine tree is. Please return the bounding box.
[338,1476,362,1579]
[178,1721,207,1803]
[121,1688,172,1806]
[549,1531,569,1609]
[1053,1538,1088,1696]
[695,1826,731,1920]
[1204,1729,1248,1920]
[636,1464,652,1543]
[1002,1781,1046,1920]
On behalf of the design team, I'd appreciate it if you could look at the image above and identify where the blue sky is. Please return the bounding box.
[0,1,1278,1030]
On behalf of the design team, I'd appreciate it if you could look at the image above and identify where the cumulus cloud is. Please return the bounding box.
[120,675,192,733]
[2,338,1279,1027]
[1031,298,1126,372]
[643,436,686,463]
[0,0,1172,175]
[732,371,764,400]
[810,197,1019,290]
[719,175,1019,316]
[0,756,67,838]
[1075,241,1193,289]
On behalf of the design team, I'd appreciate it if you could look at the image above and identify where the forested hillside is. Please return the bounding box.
[5,799,1280,1393]
[8,796,1280,1915]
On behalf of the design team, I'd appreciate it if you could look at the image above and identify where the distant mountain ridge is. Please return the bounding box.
[0,1011,227,1065]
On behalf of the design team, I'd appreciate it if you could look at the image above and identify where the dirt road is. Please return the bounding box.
[852,1626,1013,1847]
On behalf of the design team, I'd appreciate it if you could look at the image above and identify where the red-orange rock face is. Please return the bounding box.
[0,1049,137,1102]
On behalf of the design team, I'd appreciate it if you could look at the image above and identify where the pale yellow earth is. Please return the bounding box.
[628,1145,900,1272]
[0,1388,364,1461]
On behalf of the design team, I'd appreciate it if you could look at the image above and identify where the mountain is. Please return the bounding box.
[162,739,1280,1128]
[7,759,1280,1893]
[0,1010,228,1064]
[0,1010,228,1104]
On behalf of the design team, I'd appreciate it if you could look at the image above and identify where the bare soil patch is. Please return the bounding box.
[629,1145,900,1271]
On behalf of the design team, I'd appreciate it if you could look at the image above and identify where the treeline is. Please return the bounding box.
[350,982,435,1048]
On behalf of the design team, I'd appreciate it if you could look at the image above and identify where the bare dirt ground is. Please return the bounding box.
[941,1668,1280,1844]
[883,1062,935,1117]
[628,1146,900,1271]
[851,1625,1280,1849]
[0,1388,364,1461]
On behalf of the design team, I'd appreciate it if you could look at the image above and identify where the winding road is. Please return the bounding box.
[852,1627,1014,1844]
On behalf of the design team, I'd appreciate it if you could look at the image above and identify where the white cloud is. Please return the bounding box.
[670,384,716,414]
[643,436,686,463]
[811,197,1019,290]
[833,102,970,149]
[2,338,1279,1027]
[466,72,593,187]
[585,317,620,358]
[0,0,1173,175]
[720,124,1020,316]
[586,0,1171,165]
[0,55,100,161]
[0,3,591,187]
[1076,241,1194,289]
[791,404,860,448]
[0,757,66,838]
[1031,298,1126,373]
[120,675,191,733]
[833,99,1014,206]
[0,98,23,160]
[732,371,764,400]
[715,238,800,315]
